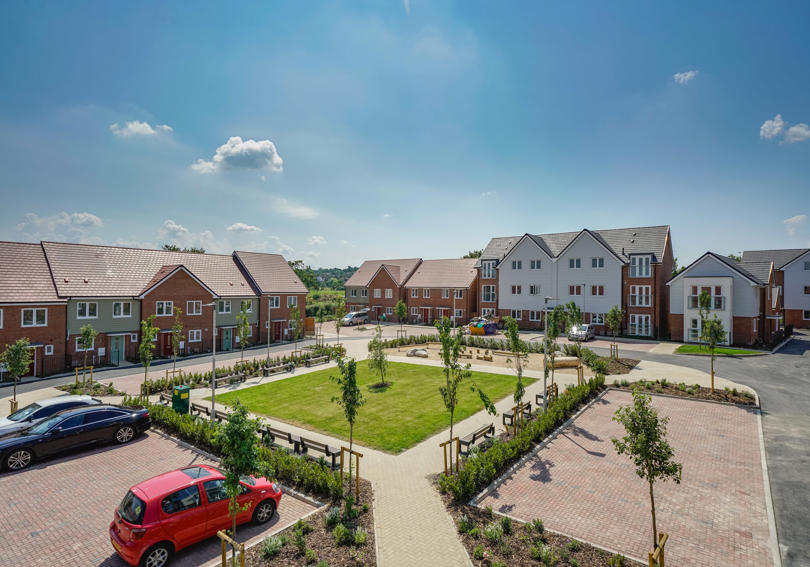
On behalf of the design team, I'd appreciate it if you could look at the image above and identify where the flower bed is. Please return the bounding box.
[58,381,124,396]
[611,378,757,405]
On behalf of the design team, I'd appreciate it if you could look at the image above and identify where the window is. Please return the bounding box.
[217,300,231,314]
[240,300,253,313]
[45,344,54,355]
[510,309,522,319]
[804,286,810,295]
[385,289,392,299]
[0,308,3,329]
[569,258,581,269]
[687,285,724,310]
[410,307,418,316]
[156,301,174,316]
[161,486,201,515]
[529,311,543,322]
[530,260,542,270]
[529,285,541,295]
[568,285,582,296]
[288,319,297,329]
[287,296,298,308]
[592,257,605,269]
[689,318,700,341]
[183,300,200,316]
[753,318,757,333]
[512,260,522,270]
[350,289,357,297]
[591,285,604,296]
[373,289,381,298]
[442,288,450,299]
[804,310,810,320]
[361,289,368,297]
[481,308,495,317]
[411,288,418,298]
[76,302,98,319]
[130,333,138,343]
[454,289,464,299]
[511,285,522,295]
[482,285,496,303]
[112,301,131,318]
[423,288,430,298]
[805,261,810,271]
[630,285,651,307]
[629,314,651,336]
[268,296,280,309]
[454,309,463,318]
[203,479,228,504]
[630,255,651,278]
[482,261,496,279]
[75,336,94,351]
[188,330,202,342]
[21,308,47,327]
[385,307,393,315]
[591,313,605,325]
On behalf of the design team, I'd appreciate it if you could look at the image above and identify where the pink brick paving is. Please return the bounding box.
[0,432,316,567]
[477,390,772,567]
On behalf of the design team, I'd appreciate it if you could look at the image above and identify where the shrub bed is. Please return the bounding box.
[58,381,123,396]
[611,378,757,405]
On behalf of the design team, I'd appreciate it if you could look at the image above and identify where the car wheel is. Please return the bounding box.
[140,542,172,567]
[5,448,33,471]
[114,425,136,444]
[253,499,276,524]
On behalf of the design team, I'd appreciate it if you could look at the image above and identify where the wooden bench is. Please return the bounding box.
[502,402,532,427]
[459,351,473,359]
[263,363,293,377]
[259,425,303,453]
[459,422,494,455]
[212,373,245,388]
[190,402,211,419]
[300,436,341,468]
[305,355,330,368]
[158,392,172,405]
[536,384,559,407]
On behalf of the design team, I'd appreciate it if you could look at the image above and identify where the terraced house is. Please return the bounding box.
[741,248,810,331]
[0,240,306,377]
[477,226,673,337]
[403,258,478,325]
[343,258,422,321]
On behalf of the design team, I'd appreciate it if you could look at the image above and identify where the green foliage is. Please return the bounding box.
[78,323,98,352]
[500,515,513,535]
[332,523,353,546]
[289,259,319,290]
[473,545,485,560]
[139,314,159,385]
[236,305,250,361]
[565,301,583,331]
[261,535,286,558]
[530,543,553,564]
[462,249,483,258]
[1,337,33,401]
[394,299,407,326]
[484,520,504,543]
[530,518,545,534]
[503,316,529,406]
[316,561,330,567]
[606,305,623,340]
[457,514,475,534]
[367,325,389,386]
[331,358,364,486]
[567,539,581,551]
[294,526,307,554]
[354,526,368,545]
[325,506,341,528]
[162,243,205,253]
[170,307,184,371]
[305,548,317,564]
[607,553,626,567]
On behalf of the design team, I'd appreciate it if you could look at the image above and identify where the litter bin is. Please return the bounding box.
[172,384,190,414]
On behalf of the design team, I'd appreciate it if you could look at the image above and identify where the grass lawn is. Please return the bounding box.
[214,360,532,453]
[674,344,763,356]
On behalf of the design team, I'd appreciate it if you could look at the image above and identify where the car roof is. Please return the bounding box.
[35,395,95,407]
[52,403,130,419]
[133,465,224,500]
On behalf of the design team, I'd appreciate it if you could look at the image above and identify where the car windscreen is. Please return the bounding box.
[119,490,146,525]
[28,415,63,434]
[7,403,42,422]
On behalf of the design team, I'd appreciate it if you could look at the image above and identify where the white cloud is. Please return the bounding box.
[308,235,327,246]
[273,197,319,220]
[382,213,392,219]
[157,219,216,251]
[784,214,807,235]
[760,114,785,139]
[16,211,103,242]
[307,250,321,259]
[784,123,810,144]
[226,222,262,233]
[160,219,189,236]
[110,120,173,138]
[268,236,294,256]
[340,240,349,246]
[260,175,266,182]
[673,70,699,85]
[481,191,497,198]
[403,0,410,15]
[192,136,283,174]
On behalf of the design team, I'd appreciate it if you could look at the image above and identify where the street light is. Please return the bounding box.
[266,297,272,364]
[203,300,219,423]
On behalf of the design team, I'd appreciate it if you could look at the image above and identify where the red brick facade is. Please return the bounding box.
[669,313,684,342]
[785,309,809,329]
[732,316,757,347]
[258,293,308,343]
[367,268,406,322]
[0,304,67,377]
[405,279,478,325]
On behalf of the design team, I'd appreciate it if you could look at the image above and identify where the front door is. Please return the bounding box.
[109,336,123,366]
[272,321,284,342]
[160,333,172,357]
[222,328,233,351]
[421,308,431,324]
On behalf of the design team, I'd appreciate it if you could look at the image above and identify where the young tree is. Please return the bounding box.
[1,338,33,407]
[613,390,682,550]
[330,357,364,489]
[170,306,184,376]
[503,316,529,412]
[606,305,623,359]
[565,301,584,366]
[78,323,98,385]
[236,304,250,363]
[545,305,566,387]
[436,316,495,469]
[334,296,346,346]
[367,324,389,387]
[462,249,483,259]
[697,290,712,348]
[214,399,260,555]
[289,305,303,352]
[700,315,727,394]
[394,299,408,334]
[139,315,159,395]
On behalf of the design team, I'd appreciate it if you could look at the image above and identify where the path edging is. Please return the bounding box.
[757,407,783,567]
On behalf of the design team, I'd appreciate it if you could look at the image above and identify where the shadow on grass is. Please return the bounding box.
[367,382,392,393]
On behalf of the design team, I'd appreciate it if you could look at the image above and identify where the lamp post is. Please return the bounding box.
[203,300,219,423]
[266,297,272,364]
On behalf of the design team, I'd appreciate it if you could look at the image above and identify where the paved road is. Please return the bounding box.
[588,332,810,567]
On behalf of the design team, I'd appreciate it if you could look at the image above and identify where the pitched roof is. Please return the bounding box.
[404,259,478,289]
[139,265,218,298]
[741,248,810,268]
[738,261,772,284]
[480,225,670,264]
[233,251,308,294]
[668,251,765,286]
[344,258,422,287]
[41,241,255,298]
[0,241,63,303]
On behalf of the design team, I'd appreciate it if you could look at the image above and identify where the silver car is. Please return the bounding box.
[0,395,100,436]
[342,311,368,326]
[568,324,595,342]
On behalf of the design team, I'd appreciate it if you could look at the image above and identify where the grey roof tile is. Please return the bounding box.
[741,248,810,268]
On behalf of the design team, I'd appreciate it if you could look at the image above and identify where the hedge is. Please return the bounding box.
[438,374,606,501]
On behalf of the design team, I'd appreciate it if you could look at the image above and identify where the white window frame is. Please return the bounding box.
[482,285,496,303]
[361,289,368,297]
[442,288,450,299]
[385,306,393,315]
[630,285,651,307]
[75,336,95,352]
[76,301,98,319]
[187,300,202,316]
[591,285,605,296]
[529,310,543,322]
[510,309,522,319]
[21,308,47,327]
[423,288,430,298]
[569,258,581,269]
[630,314,651,337]
[804,286,810,295]
[454,309,463,318]
[804,310,810,320]
[481,261,496,279]
[385,289,393,299]
[217,300,231,314]
[481,308,495,317]
[0,308,3,329]
[512,260,522,270]
[410,307,418,316]
[569,285,582,296]
[591,257,605,269]
[112,301,132,318]
[373,288,381,298]
[454,289,464,299]
[240,300,253,313]
[591,313,605,325]
[630,255,651,278]
[530,259,542,270]
[529,285,540,296]
[287,296,298,308]
[188,329,202,343]
[511,285,522,295]
[804,261,810,271]
[350,289,357,297]
[411,288,418,298]
[157,300,174,316]
[130,333,138,343]
[268,296,280,309]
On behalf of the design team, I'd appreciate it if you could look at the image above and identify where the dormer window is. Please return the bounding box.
[481,261,496,279]
[630,255,651,278]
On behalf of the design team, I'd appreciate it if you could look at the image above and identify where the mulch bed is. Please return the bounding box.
[57,381,124,396]
[601,357,639,375]
[441,495,642,567]
[612,380,757,406]
[245,478,376,567]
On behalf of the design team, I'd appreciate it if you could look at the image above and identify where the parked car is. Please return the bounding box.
[110,464,282,567]
[568,324,595,342]
[0,395,100,437]
[342,311,368,326]
[0,404,150,471]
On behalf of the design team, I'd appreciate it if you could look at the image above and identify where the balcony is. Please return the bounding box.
[687,295,726,310]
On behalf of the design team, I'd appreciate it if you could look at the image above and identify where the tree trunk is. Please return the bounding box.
[449,410,455,472]
[710,351,715,393]
[649,480,658,551]
[13,375,17,402]
[348,423,354,491]
[83,350,88,386]
[231,500,237,566]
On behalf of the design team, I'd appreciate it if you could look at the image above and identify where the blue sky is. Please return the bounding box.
[1,1,808,268]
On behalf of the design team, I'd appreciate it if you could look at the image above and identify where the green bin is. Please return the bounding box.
[172,384,190,414]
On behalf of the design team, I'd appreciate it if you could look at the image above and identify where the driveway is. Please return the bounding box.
[0,431,317,566]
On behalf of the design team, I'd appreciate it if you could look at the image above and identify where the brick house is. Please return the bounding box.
[741,248,810,331]
[0,242,67,377]
[233,251,309,344]
[344,259,421,320]
[403,259,479,325]
[477,226,673,337]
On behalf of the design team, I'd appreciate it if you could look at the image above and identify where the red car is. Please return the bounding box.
[110,464,281,567]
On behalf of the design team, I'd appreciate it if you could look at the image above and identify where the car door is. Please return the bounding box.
[81,409,124,443]
[37,414,87,457]
[160,485,207,549]
[202,479,254,536]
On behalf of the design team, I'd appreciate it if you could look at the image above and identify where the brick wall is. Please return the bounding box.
[258,293,308,343]
[478,266,498,319]
[0,304,67,377]
[405,285,476,325]
[368,269,405,322]
[785,309,809,329]
[732,316,756,346]
[669,313,684,342]
[623,265,657,337]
